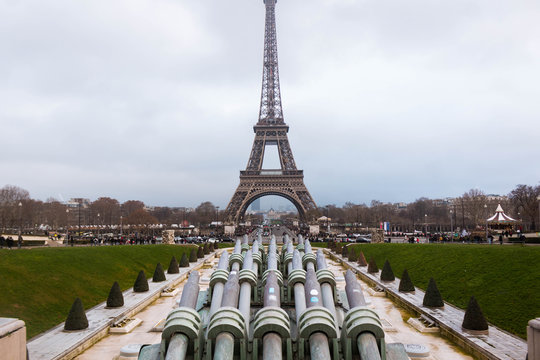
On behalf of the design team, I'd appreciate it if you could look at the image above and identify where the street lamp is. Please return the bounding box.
[424,214,427,241]
[216,206,220,235]
[484,204,488,243]
[537,195,540,232]
[18,202,23,236]
[450,209,453,236]
[97,213,100,240]
[65,208,69,245]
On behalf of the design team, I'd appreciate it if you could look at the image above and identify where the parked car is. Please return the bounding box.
[355,237,371,243]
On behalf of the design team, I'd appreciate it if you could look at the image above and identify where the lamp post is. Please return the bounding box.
[424,214,427,242]
[216,206,220,235]
[537,195,540,232]
[77,201,81,242]
[97,213,100,241]
[18,202,22,236]
[450,209,453,236]
[65,208,69,245]
[484,204,488,243]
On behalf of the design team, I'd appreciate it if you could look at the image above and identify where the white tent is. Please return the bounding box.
[487,204,517,223]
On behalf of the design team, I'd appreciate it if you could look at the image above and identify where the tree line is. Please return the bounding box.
[0,183,538,233]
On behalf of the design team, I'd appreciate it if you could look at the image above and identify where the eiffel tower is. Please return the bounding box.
[225,0,317,223]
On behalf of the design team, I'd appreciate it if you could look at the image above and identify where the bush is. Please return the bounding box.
[367,258,379,273]
[398,269,415,292]
[106,281,124,308]
[380,260,395,282]
[462,296,488,331]
[203,243,210,255]
[357,251,368,267]
[179,253,189,268]
[423,278,444,308]
[133,270,149,292]
[168,256,179,274]
[197,246,204,258]
[152,263,166,282]
[189,249,198,262]
[64,297,88,330]
[348,247,358,261]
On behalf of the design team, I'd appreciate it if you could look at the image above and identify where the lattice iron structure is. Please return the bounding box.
[225,0,317,224]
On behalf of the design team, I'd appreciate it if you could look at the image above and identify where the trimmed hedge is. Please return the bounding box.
[106,281,124,308]
[179,253,189,267]
[133,270,149,292]
[423,278,444,308]
[367,258,379,273]
[462,296,489,331]
[152,263,166,282]
[168,256,179,274]
[380,260,395,282]
[64,298,88,330]
[398,269,415,292]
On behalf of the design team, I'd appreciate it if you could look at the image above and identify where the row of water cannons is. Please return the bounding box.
[139,235,395,360]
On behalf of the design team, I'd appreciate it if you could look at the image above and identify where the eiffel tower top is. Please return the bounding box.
[258,0,284,126]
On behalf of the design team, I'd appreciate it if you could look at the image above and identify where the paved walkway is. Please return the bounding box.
[327,249,527,360]
[27,251,219,360]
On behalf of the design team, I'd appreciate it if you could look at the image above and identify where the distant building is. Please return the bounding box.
[252,198,261,211]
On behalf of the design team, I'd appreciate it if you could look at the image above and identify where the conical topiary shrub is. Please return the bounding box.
[64,298,88,330]
[357,251,368,266]
[179,253,189,267]
[341,245,348,257]
[106,281,124,308]
[168,256,179,274]
[189,249,198,262]
[348,247,358,261]
[423,278,444,308]
[328,241,335,250]
[462,296,488,331]
[203,243,210,254]
[133,270,149,292]
[153,263,166,282]
[398,269,415,292]
[380,260,395,282]
[197,246,204,258]
[367,258,379,273]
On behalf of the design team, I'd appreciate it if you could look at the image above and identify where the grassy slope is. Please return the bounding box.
[350,243,540,339]
[0,245,195,339]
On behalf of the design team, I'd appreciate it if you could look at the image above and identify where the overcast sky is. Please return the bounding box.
[1,0,539,208]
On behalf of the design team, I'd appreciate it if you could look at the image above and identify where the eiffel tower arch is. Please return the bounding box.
[225,0,317,224]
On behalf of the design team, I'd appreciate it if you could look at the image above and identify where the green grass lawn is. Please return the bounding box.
[349,243,540,339]
[0,245,195,339]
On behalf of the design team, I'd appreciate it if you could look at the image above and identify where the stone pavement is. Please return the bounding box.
[326,250,527,360]
[27,251,219,360]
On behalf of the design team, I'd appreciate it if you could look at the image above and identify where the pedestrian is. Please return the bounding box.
[18,235,23,249]
[499,234,503,245]
[7,236,14,249]
[0,235,4,248]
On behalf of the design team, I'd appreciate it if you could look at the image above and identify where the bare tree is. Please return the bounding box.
[509,184,540,231]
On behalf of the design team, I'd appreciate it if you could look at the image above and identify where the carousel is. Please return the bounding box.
[487,204,519,232]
